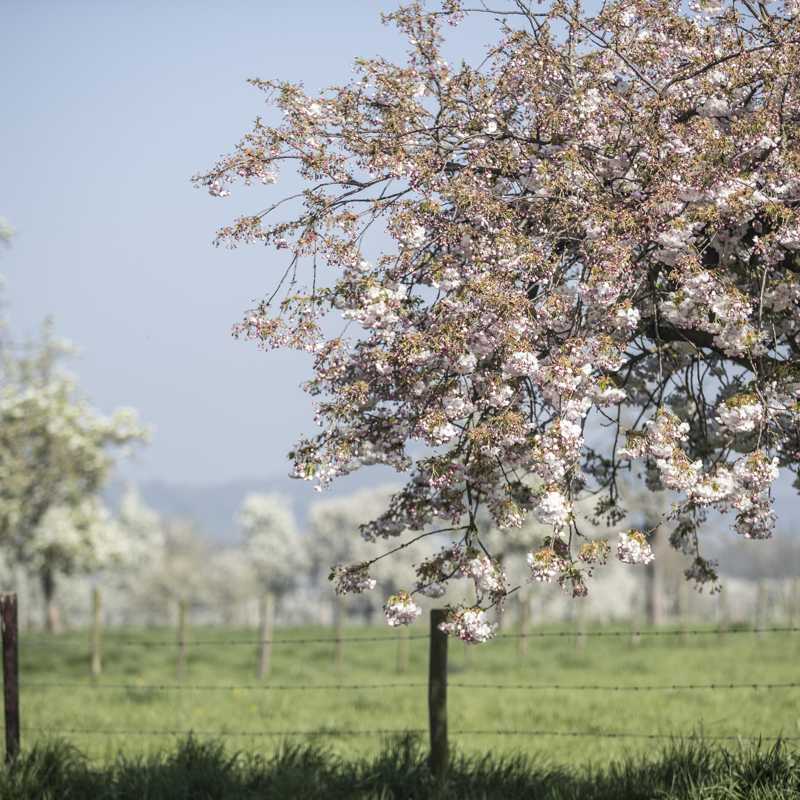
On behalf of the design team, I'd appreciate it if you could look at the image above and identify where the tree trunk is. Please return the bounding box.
[41,568,62,633]
[257,593,275,680]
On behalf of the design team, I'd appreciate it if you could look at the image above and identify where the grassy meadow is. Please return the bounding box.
[15,620,800,769]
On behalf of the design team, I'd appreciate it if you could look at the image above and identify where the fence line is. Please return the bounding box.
[19,626,800,648]
[20,680,800,693]
[6,593,800,772]
[18,726,800,743]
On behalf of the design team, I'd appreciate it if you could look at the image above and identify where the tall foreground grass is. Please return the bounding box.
[17,621,800,766]
[1,735,800,799]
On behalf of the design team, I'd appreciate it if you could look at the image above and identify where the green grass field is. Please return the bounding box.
[15,620,800,769]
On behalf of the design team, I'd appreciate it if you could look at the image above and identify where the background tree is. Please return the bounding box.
[132,515,215,623]
[103,486,168,626]
[0,322,150,629]
[237,493,304,676]
[237,493,305,601]
[198,0,800,640]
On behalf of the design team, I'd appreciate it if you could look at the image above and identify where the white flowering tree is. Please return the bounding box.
[131,516,215,621]
[238,493,305,675]
[238,492,305,597]
[197,0,800,642]
[101,486,167,623]
[0,322,151,629]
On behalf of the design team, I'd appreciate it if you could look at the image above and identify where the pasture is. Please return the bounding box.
[16,620,800,767]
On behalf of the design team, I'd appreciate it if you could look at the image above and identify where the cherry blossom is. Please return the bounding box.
[384,591,422,626]
[437,605,498,644]
[329,563,376,595]
[197,0,800,638]
[617,531,655,565]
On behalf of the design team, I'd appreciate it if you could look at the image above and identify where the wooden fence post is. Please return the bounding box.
[518,590,529,658]
[576,596,586,654]
[257,593,275,680]
[717,587,727,646]
[679,582,689,647]
[176,601,189,681]
[333,594,347,671]
[91,586,102,680]
[756,580,767,640]
[791,579,798,636]
[397,624,409,674]
[429,609,448,781]
[1,593,20,762]
[630,585,641,650]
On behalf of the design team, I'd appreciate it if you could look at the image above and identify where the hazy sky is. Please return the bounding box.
[0,1,495,489]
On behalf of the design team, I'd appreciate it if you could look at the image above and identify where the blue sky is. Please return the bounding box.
[0,1,493,488]
[2,0,798,557]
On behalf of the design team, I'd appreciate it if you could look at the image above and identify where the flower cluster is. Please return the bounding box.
[616,531,654,565]
[328,563,376,595]
[532,489,573,528]
[716,396,765,434]
[578,539,611,566]
[384,591,422,626]
[527,535,570,582]
[438,605,498,644]
[462,553,507,605]
[413,555,448,597]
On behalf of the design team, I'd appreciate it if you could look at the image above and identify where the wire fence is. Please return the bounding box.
[7,606,800,752]
[18,680,800,692]
[18,727,800,742]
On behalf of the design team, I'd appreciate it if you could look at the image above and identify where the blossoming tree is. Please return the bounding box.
[196,0,800,641]
[238,492,305,599]
[0,322,151,630]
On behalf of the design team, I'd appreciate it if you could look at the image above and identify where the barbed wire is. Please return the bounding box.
[451,681,800,692]
[20,680,800,693]
[20,726,800,742]
[457,732,800,742]
[506,626,800,639]
[20,681,426,692]
[20,634,428,647]
[19,626,800,647]
[20,727,425,738]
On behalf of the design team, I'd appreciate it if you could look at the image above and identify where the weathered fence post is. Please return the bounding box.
[1,593,20,762]
[576,595,587,654]
[679,582,689,647]
[517,590,529,658]
[397,624,409,674]
[756,580,767,640]
[257,593,275,680]
[791,579,798,636]
[630,586,641,650]
[91,586,102,680]
[176,601,189,681]
[429,609,448,781]
[333,594,347,671]
[717,587,727,646]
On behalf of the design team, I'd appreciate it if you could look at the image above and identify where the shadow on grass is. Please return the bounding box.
[1,734,799,799]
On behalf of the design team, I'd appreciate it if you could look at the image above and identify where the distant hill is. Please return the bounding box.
[105,466,401,548]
